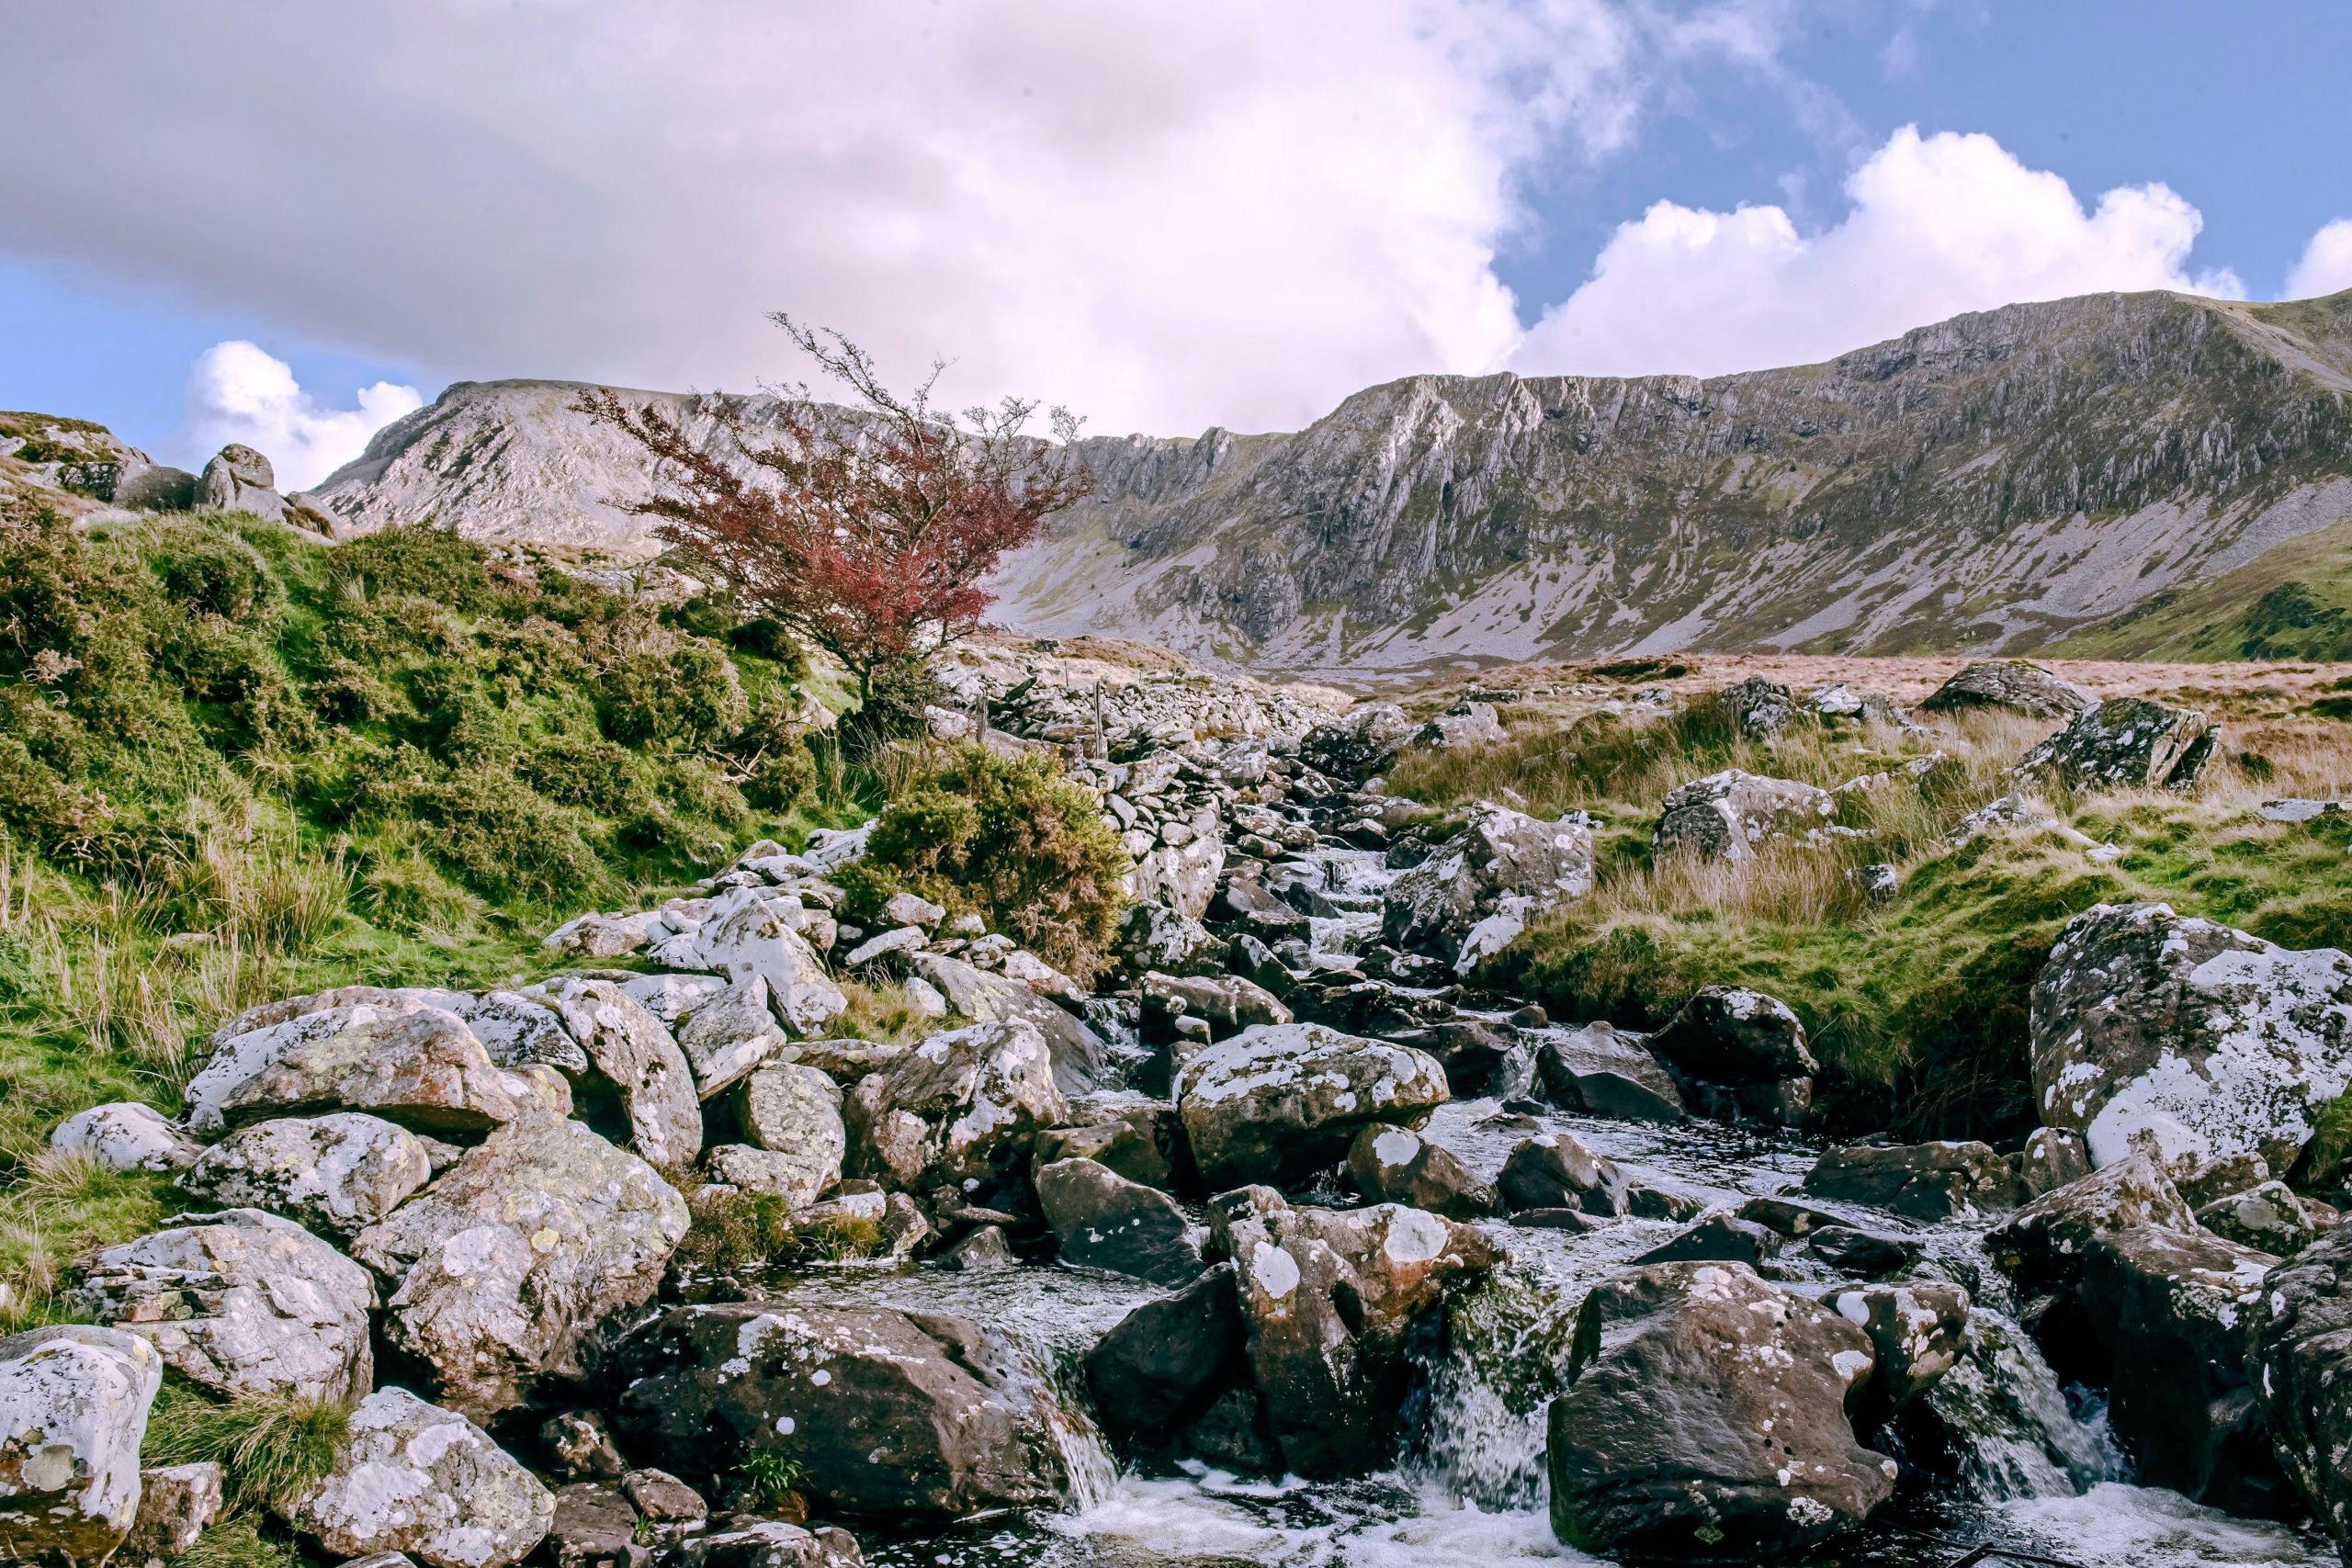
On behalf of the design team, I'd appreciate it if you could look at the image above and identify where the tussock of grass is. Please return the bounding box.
[166,1513,306,1568]
[675,1189,890,1275]
[143,1386,351,1516]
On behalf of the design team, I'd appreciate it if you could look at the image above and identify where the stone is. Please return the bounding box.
[1113,901,1229,979]
[1718,675,1796,738]
[1530,1022,1685,1122]
[842,1020,1068,1194]
[74,1208,375,1404]
[1919,660,2093,719]
[674,1521,863,1567]
[541,1411,627,1482]
[1418,700,1505,749]
[1985,1152,2195,1298]
[1826,1281,1970,1420]
[1034,1103,1178,1190]
[2030,901,2352,1175]
[118,1461,222,1568]
[1140,970,1291,1037]
[1299,704,1417,780]
[0,1325,163,1568]
[48,1102,196,1172]
[1128,832,1226,921]
[1381,802,1594,971]
[1546,1262,1892,1562]
[1174,1022,1449,1189]
[2013,696,2216,791]
[179,1112,432,1240]
[910,952,1115,1092]
[939,1224,1017,1270]
[2197,1180,2320,1254]
[2015,1126,2092,1199]
[1654,769,1835,863]
[621,1468,705,1521]
[1646,986,1819,1085]
[1035,1157,1204,1286]
[687,887,848,1034]
[545,1483,643,1568]
[1806,1225,1923,1277]
[292,1387,554,1568]
[198,443,285,521]
[1802,1140,2023,1222]
[2251,1224,2352,1556]
[842,926,926,968]
[616,1303,1079,1518]
[543,979,703,1170]
[732,1064,845,1208]
[673,978,789,1099]
[186,999,570,1136]
[1084,1264,1250,1450]
[1345,1123,1498,1219]
[1498,1132,1629,1216]
[883,891,947,929]
[1635,1213,1783,1267]
[348,1115,688,1421]
[545,911,663,960]
[1227,1201,1498,1477]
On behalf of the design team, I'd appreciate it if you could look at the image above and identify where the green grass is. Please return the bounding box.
[144,1386,351,1516]
[736,1448,809,1507]
[166,1514,306,1568]
[2052,521,2352,662]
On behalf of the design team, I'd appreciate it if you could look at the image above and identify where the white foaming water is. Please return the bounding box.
[1046,1475,1592,1565]
[1921,1314,2120,1500]
[2000,1483,2335,1566]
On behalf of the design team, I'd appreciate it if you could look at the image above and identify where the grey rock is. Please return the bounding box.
[2197,1180,2321,1254]
[1986,1152,2195,1297]
[620,1468,705,1521]
[1803,1140,2023,1222]
[1346,1122,1498,1219]
[1634,1212,1783,1267]
[1647,986,1819,1085]
[291,1387,554,1568]
[1140,970,1291,1038]
[1174,1022,1449,1189]
[179,1112,432,1239]
[47,1102,197,1173]
[198,443,285,522]
[540,1411,627,1482]
[1035,1156,1203,1285]
[117,1461,222,1568]
[1919,660,2093,719]
[1653,769,1834,863]
[2013,696,2216,791]
[1531,1022,1685,1122]
[674,1521,863,1568]
[0,1325,164,1568]
[673,978,789,1099]
[1826,1280,1971,1418]
[2252,1224,2352,1555]
[1084,1264,1250,1448]
[543,978,703,1170]
[909,951,1115,1092]
[1498,1132,1629,1216]
[545,1483,643,1568]
[685,887,848,1034]
[732,1063,846,1208]
[1381,802,1594,970]
[842,1020,1068,1193]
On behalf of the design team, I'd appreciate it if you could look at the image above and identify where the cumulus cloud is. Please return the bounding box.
[2288,220,2352,300]
[1511,126,2247,379]
[184,342,422,491]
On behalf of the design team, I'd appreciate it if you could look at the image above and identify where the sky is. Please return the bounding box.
[3,1,2349,490]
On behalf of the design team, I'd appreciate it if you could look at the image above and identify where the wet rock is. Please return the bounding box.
[2014,1126,2092,1199]
[348,1115,688,1421]
[908,952,1115,1092]
[1827,1281,1970,1420]
[1635,1212,1782,1267]
[48,1102,197,1172]
[1085,1263,1251,1450]
[730,1064,846,1209]
[1498,1132,1630,1217]
[2197,1180,2320,1254]
[1625,1183,1705,1223]
[541,1411,627,1482]
[1035,1156,1204,1285]
[0,1325,163,1568]
[1173,1022,1448,1189]
[179,1112,432,1240]
[939,1225,1016,1270]
[1227,1201,1498,1476]
[1300,704,1416,781]
[2030,901,2352,1174]
[1545,1261,1893,1563]
[684,887,848,1034]
[1114,901,1229,978]
[1919,660,2092,719]
[74,1208,375,1404]
[2252,1224,2352,1553]
[1806,1226,1923,1277]
[1802,1140,2023,1222]
[675,1521,864,1568]
[1210,878,1311,943]
[1381,802,1594,971]
[545,1482,643,1568]
[616,1303,1078,1518]
[1531,1022,1685,1123]
[1652,770,1833,863]
[843,1019,1068,1194]
[1646,986,1819,1087]
[1985,1151,2195,1297]
[2014,696,2216,791]
[673,978,789,1099]
[1346,1123,1498,1219]
[542,979,703,1171]
[1141,971,1291,1039]
[1035,1103,1178,1190]
[118,1461,222,1568]
[291,1387,554,1568]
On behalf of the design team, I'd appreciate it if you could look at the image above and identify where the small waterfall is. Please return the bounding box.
[1919,1312,2120,1500]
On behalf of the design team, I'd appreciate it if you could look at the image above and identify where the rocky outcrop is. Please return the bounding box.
[1299,705,1416,780]
[842,1020,1067,1195]
[616,1303,1079,1518]
[2252,1224,2352,1555]
[1381,802,1594,971]
[0,1325,163,1568]
[349,1115,688,1420]
[2030,902,2352,1174]
[291,1387,554,1568]
[1653,770,1834,863]
[1803,1140,2023,1222]
[1345,1123,1497,1219]
[1173,1022,1448,1189]
[2013,697,2216,791]
[540,979,703,1171]
[724,1064,845,1210]
[1546,1262,1893,1562]
[1919,660,2092,718]
[179,1112,432,1239]
[198,444,287,522]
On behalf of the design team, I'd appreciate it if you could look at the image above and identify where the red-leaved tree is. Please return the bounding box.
[580,316,1091,706]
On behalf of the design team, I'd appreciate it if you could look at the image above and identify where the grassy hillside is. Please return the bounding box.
[2052,520,2352,662]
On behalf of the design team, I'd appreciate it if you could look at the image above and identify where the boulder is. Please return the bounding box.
[74,1208,375,1404]
[543,1483,640,1568]
[842,1020,1068,1194]
[1635,1213,1783,1267]
[672,978,789,1099]
[291,1387,554,1568]
[2015,1126,2092,1199]
[1498,1132,1630,1217]
[0,1325,163,1568]
[2252,1224,2352,1554]
[686,887,847,1034]
[198,443,285,521]
[1418,700,1505,749]
[1140,971,1290,1038]
[2198,1180,2321,1255]
[1173,1022,1448,1189]
[1546,1262,1893,1562]
[48,1102,197,1172]
[118,1461,222,1568]
[1381,803,1594,970]
[1718,675,1796,738]
[542,979,703,1171]
[1112,901,1229,979]
[1826,1281,1970,1419]
[730,1064,845,1209]
[179,1112,432,1240]
[909,951,1115,1092]
[2030,901,2352,1174]
[348,1115,688,1421]
[1300,704,1417,780]
[616,1303,1079,1518]
[1531,1022,1685,1122]
[1227,1200,1498,1476]
[1035,1101,1179,1190]
[1035,1156,1203,1285]
[1986,1152,2196,1298]
[1919,660,2092,719]
[1345,1123,1498,1219]
[185,999,570,1136]
[2014,696,2216,791]
[1802,1140,2023,1222]
[1653,769,1835,863]
[1128,830,1226,922]
[675,1522,864,1568]
[621,1468,704,1522]
[1646,986,1818,1089]
[1083,1264,1250,1450]
[1210,878,1312,942]
[541,1411,627,1482]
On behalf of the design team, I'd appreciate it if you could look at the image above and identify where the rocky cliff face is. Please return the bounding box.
[304,289,2352,673]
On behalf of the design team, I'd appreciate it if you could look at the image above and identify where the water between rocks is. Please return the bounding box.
[752,845,2335,1567]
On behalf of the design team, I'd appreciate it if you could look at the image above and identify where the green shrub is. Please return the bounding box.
[517,729,654,818]
[597,642,749,749]
[390,767,607,907]
[322,525,500,613]
[144,524,280,626]
[744,743,818,812]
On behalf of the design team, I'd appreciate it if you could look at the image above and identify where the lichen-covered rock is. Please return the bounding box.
[1127,830,1225,921]
[291,1387,553,1568]
[118,1461,222,1568]
[1646,986,1819,1086]
[199,443,285,520]
[541,979,703,1171]
[1299,704,1416,781]
[1346,1123,1497,1219]
[1546,1262,1893,1562]
[675,1521,865,1568]
[1826,1281,1970,1418]
[1718,675,1796,738]
[2030,901,2352,1174]
[2197,1180,2321,1255]
[1653,770,1833,863]
[74,1208,375,1404]
[1985,1152,2195,1297]
[1112,901,1229,980]
[1227,1199,1498,1476]
[1381,802,1594,971]
[0,1325,163,1568]
[1140,971,1290,1038]
[2252,1224,2352,1556]
[616,1303,1080,1518]
[2015,1126,2092,1199]
[684,887,847,1034]
[1498,1132,1629,1216]
[1803,1140,2022,1221]
[179,1113,432,1240]
[186,999,571,1136]
[1531,1022,1685,1123]
[1919,660,2092,719]
[348,1115,688,1421]
[726,1064,844,1210]
[1173,1022,1448,1189]
[48,1102,196,1173]
[2015,696,2216,792]
[843,1020,1068,1194]
[1035,1156,1203,1285]
[908,952,1116,1092]
[672,978,789,1099]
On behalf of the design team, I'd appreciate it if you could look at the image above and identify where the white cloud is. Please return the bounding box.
[1511,126,2246,379]
[2288,220,2352,300]
[184,341,422,491]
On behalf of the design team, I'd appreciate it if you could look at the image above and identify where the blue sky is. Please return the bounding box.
[3,1,2348,484]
